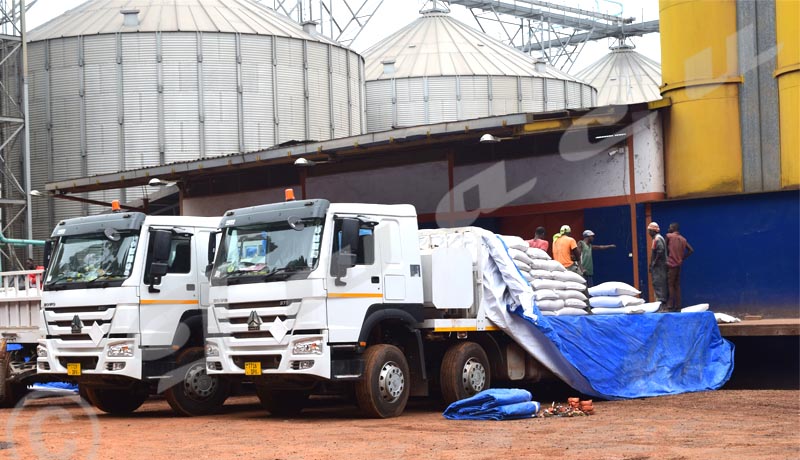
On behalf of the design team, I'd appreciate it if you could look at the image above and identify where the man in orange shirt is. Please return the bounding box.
[552,225,581,275]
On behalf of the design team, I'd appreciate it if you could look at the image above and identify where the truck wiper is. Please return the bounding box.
[261,266,308,281]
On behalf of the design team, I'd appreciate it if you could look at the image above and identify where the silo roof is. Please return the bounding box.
[574,45,662,105]
[363,10,586,82]
[28,0,335,43]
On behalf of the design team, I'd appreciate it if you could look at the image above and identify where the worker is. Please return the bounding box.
[647,221,668,309]
[552,225,581,275]
[577,230,616,288]
[527,226,549,252]
[666,222,694,312]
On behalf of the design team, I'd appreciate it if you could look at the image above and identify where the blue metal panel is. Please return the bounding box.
[651,191,800,318]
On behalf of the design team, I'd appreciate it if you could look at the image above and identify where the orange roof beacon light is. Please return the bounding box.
[111,200,121,212]
[285,188,296,202]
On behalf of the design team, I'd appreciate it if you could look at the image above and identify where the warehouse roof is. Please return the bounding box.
[362,6,587,81]
[28,0,335,43]
[574,44,662,105]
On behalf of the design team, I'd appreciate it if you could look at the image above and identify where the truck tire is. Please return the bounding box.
[255,385,309,417]
[84,385,148,415]
[165,347,230,417]
[355,344,410,418]
[440,341,491,405]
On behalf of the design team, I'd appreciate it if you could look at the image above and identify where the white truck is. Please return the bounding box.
[205,197,545,418]
[0,269,45,407]
[36,210,230,416]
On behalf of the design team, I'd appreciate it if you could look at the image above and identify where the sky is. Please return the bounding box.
[25,0,661,74]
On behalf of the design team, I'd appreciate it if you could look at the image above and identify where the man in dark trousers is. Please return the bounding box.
[647,221,668,309]
[666,222,694,311]
[577,230,616,288]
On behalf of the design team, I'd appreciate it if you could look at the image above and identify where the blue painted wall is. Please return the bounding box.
[651,191,800,318]
[583,204,650,300]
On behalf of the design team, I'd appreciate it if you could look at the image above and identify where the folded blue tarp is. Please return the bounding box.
[443,389,540,420]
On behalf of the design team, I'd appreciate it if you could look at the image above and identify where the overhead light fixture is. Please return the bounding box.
[148,178,177,188]
[29,190,46,197]
[293,156,334,167]
[479,133,516,144]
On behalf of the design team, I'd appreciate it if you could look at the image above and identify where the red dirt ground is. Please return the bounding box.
[2,388,798,460]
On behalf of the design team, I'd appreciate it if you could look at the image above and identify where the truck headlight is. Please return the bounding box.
[36,344,48,358]
[292,338,323,355]
[205,343,219,357]
[106,342,134,358]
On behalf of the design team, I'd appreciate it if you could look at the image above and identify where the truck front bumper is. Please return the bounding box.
[205,331,331,380]
[36,336,142,381]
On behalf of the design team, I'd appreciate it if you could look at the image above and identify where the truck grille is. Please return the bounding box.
[229,315,287,325]
[58,356,98,370]
[232,331,274,339]
[45,305,114,314]
[232,355,280,371]
[219,300,299,310]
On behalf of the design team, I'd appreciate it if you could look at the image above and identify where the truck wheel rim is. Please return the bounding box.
[462,358,486,394]
[378,361,404,403]
[184,363,216,400]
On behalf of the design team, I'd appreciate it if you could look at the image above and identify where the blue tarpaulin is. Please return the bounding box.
[480,232,735,400]
[443,389,540,420]
[518,310,735,399]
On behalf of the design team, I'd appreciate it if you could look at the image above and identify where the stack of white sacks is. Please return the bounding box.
[586,282,661,315]
[502,236,590,317]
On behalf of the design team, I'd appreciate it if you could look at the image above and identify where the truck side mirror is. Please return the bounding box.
[43,240,53,271]
[149,229,172,292]
[332,218,360,286]
[208,231,219,266]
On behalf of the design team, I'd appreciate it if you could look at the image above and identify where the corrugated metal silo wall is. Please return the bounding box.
[25,32,364,239]
[365,75,592,132]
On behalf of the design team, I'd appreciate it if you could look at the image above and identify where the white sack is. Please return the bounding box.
[557,290,588,301]
[531,259,566,272]
[627,302,661,314]
[530,270,554,280]
[556,307,589,316]
[551,270,587,284]
[535,289,560,301]
[681,303,709,313]
[499,235,529,252]
[564,281,587,291]
[588,281,641,297]
[536,299,566,311]
[513,259,533,271]
[508,248,534,266]
[525,247,551,260]
[588,296,625,308]
[564,298,588,308]
[533,279,567,291]
[591,307,628,315]
[618,295,645,307]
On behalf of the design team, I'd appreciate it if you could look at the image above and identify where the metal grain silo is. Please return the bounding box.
[24,0,364,239]
[362,5,596,133]
[574,44,662,106]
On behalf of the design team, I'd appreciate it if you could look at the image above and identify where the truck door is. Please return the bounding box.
[139,228,199,347]
[326,216,382,343]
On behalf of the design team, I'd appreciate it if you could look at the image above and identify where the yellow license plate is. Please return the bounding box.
[244,362,261,376]
[67,363,81,376]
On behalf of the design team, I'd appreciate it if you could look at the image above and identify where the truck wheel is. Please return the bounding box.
[440,341,491,405]
[165,347,230,417]
[355,344,410,418]
[255,385,309,417]
[85,385,148,415]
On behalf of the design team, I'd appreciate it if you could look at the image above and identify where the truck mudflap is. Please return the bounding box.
[330,357,364,380]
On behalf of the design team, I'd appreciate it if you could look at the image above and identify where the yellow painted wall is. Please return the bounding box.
[659,0,743,197]
[776,0,800,188]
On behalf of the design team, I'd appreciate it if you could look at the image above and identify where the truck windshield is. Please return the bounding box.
[45,232,139,290]
[211,218,323,286]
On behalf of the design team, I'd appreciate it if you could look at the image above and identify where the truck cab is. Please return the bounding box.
[37,211,230,416]
[206,198,536,417]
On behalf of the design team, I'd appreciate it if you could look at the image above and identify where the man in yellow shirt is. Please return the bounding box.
[552,225,582,275]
